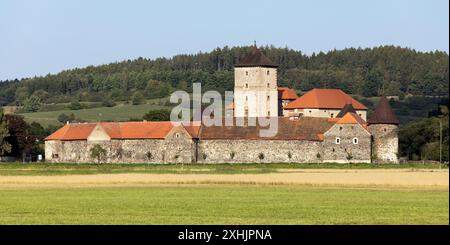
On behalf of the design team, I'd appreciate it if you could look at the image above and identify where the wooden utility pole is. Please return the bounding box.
[439,118,442,169]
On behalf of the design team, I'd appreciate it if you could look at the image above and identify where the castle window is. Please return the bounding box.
[267,95,270,101]
[245,83,248,88]
[267,70,270,75]
[353,138,359,144]
[246,71,249,76]
[384,128,387,132]
[267,111,270,116]
[339,126,343,131]
[335,137,341,144]
[267,83,270,88]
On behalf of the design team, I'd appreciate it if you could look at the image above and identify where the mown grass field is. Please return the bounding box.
[0,186,447,225]
[0,162,446,176]
[19,100,171,127]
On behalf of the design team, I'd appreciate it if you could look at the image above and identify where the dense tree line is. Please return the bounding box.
[399,105,449,161]
[0,45,448,107]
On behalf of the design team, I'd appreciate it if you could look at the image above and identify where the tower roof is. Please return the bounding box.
[235,46,278,68]
[336,103,357,118]
[368,96,399,125]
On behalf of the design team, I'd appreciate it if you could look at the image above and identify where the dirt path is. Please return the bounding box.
[0,169,448,188]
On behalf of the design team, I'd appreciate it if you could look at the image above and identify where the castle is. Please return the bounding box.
[45,47,399,164]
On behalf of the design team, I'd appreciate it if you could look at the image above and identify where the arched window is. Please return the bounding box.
[353,138,358,144]
[245,83,248,88]
[267,70,270,75]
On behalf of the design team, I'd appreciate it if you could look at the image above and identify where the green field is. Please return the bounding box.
[19,101,171,126]
[0,162,445,176]
[0,186,447,225]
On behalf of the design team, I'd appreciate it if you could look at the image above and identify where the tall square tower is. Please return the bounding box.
[234,47,279,118]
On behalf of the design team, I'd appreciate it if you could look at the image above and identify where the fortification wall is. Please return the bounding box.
[323,124,371,163]
[197,139,323,163]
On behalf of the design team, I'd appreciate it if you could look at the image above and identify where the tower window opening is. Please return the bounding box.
[245,71,249,76]
[267,83,270,88]
[267,95,270,101]
[267,70,270,75]
[245,83,248,88]
[353,138,359,144]
[335,137,341,144]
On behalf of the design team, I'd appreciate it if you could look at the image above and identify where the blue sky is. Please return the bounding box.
[0,0,448,80]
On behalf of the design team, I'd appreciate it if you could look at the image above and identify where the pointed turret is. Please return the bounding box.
[368,96,399,164]
[368,96,399,125]
[235,46,278,68]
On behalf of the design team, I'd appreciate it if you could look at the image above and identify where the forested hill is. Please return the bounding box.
[0,45,448,105]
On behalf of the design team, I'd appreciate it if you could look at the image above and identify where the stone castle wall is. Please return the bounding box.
[45,138,196,164]
[322,124,371,163]
[45,123,384,164]
[197,139,323,163]
[234,67,278,117]
[369,124,399,163]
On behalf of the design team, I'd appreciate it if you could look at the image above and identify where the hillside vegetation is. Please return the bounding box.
[0,45,448,107]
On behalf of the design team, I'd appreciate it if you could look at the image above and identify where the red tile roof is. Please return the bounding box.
[278,87,298,100]
[284,89,367,110]
[336,112,369,131]
[45,121,199,141]
[199,117,335,141]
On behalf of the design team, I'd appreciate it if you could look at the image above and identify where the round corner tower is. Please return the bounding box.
[368,96,400,163]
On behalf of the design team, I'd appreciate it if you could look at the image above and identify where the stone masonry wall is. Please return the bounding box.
[323,124,371,163]
[369,124,399,163]
[197,139,323,163]
[45,137,196,164]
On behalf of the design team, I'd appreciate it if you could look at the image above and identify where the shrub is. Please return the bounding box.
[131,92,145,105]
[146,152,153,160]
[69,100,83,110]
[102,98,116,107]
[143,109,171,121]
[258,153,265,160]
[90,144,107,164]
[230,151,235,160]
